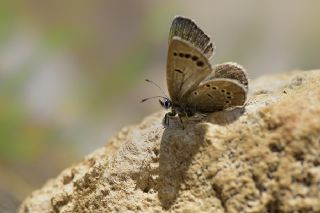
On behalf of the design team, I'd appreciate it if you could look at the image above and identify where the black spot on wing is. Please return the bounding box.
[191,56,198,61]
[172,52,205,68]
[174,69,183,74]
[197,61,204,67]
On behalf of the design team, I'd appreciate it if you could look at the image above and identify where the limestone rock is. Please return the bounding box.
[19,70,320,212]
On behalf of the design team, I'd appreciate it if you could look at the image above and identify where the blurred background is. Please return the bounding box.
[1,0,320,211]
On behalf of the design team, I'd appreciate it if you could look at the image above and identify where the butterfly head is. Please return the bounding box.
[159,98,172,110]
[141,79,173,110]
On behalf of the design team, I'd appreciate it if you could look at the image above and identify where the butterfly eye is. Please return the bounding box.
[164,99,172,108]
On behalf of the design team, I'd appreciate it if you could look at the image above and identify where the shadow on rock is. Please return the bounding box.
[157,107,245,210]
[205,106,246,125]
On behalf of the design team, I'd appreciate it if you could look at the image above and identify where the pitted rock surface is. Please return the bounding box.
[20,70,320,212]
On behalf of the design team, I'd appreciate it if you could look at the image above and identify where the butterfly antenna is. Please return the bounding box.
[141,96,167,103]
[145,79,169,99]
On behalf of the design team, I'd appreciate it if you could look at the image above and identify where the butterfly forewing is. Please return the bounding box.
[167,38,212,102]
[169,16,215,58]
[185,78,247,113]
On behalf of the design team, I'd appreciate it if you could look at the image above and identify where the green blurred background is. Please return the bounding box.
[1,0,320,211]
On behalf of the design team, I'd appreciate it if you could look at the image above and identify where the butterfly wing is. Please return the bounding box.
[184,78,247,113]
[204,62,249,90]
[169,16,215,58]
[167,16,215,102]
[167,38,212,102]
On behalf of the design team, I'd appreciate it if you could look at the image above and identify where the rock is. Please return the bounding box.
[19,70,320,212]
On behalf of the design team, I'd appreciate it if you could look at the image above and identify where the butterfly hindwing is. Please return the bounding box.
[185,78,247,113]
[205,62,249,90]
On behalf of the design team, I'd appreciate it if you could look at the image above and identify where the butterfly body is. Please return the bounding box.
[160,98,195,115]
[163,105,195,129]
[156,16,249,128]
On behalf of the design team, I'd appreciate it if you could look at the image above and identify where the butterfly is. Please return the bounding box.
[143,16,248,129]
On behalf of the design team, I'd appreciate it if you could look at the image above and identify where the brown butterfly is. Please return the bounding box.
[143,16,248,128]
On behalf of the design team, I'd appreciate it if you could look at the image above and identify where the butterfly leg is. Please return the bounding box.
[163,113,169,127]
[178,114,185,130]
[163,111,176,128]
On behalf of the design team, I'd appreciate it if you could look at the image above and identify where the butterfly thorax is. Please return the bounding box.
[171,102,195,117]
